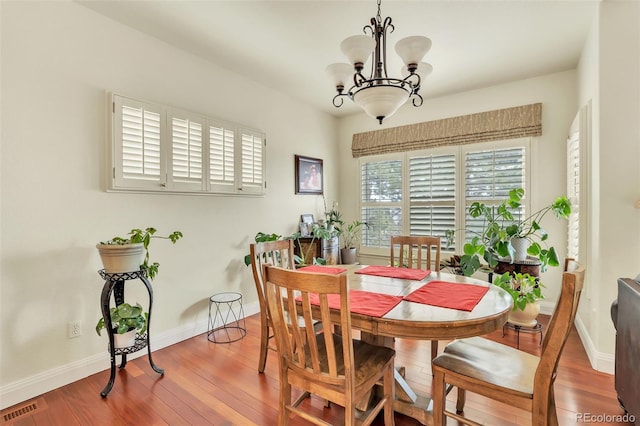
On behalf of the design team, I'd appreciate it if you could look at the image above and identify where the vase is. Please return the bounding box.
[96,243,145,274]
[510,237,529,262]
[507,301,540,327]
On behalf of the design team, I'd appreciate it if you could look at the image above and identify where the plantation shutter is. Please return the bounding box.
[360,158,403,249]
[168,110,204,191]
[209,122,236,193]
[113,95,164,189]
[464,148,525,241]
[409,154,456,247]
[567,118,581,259]
[239,129,265,195]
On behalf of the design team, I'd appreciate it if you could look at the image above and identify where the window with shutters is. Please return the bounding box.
[109,94,265,195]
[566,103,589,261]
[359,139,529,256]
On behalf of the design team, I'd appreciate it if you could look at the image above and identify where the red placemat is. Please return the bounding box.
[403,281,489,311]
[304,290,403,318]
[298,265,347,275]
[355,265,431,281]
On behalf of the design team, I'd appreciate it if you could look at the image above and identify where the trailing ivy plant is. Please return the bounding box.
[492,272,544,311]
[101,227,183,280]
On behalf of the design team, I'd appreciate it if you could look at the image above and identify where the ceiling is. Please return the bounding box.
[77,0,600,118]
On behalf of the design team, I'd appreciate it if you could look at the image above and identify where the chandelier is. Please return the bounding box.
[326,0,433,124]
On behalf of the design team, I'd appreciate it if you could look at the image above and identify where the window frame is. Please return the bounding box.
[108,93,266,196]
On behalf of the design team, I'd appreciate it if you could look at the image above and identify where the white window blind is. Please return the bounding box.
[240,129,265,195]
[169,112,204,191]
[209,122,235,192]
[567,120,581,259]
[360,158,403,249]
[113,96,163,189]
[109,93,265,196]
[409,154,456,245]
[464,148,525,243]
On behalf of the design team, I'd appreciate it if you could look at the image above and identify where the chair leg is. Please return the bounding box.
[258,317,269,373]
[432,368,447,426]
[456,388,466,413]
[279,373,291,426]
[384,363,395,426]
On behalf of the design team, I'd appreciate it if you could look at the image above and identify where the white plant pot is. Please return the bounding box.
[113,329,137,348]
[510,237,529,262]
[508,301,540,327]
[96,243,145,273]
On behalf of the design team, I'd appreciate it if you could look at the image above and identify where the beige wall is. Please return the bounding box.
[0,1,338,407]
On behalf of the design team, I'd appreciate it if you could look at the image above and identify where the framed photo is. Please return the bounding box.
[300,214,314,224]
[299,222,311,237]
[295,155,323,194]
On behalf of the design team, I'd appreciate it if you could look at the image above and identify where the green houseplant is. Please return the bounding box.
[458,188,571,276]
[95,302,148,348]
[492,272,544,326]
[335,220,367,264]
[97,227,183,280]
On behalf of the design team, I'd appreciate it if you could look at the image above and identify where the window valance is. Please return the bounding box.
[352,103,542,158]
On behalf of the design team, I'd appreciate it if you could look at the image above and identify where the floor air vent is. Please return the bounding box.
[1,398,46,423]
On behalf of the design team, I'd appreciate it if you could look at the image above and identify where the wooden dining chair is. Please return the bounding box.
[390,235,441,271]
[431,259,585,426]
[249,239,297,373]
[390,235,441,361]
[263,265,396,426]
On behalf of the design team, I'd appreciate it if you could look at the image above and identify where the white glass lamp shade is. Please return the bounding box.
[395,36,432,65]
[325,63,354,88]
[401,62,433,79]
[352,85,410,123]
[340,35,375,65]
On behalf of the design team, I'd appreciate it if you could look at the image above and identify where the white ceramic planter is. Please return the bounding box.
[113,329,137,348]
[510,237,529,262]
[96,243,145,273]
[508,301,540,327]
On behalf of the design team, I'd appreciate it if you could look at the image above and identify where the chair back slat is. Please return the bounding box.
[390,235,441,270]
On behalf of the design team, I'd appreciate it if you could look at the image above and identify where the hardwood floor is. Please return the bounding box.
[2,314,630,425]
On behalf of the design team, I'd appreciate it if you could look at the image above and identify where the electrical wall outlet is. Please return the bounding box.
[68,321,82,338]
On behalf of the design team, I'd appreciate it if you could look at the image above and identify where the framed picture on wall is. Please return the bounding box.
[300,214,314,224]
[295,155,323,195]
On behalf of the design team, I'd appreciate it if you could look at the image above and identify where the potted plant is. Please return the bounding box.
[97,227,183,280]
[458,188,571,276]
[95,302,148,348]
[336,220,367,264]
[492,272,544,326]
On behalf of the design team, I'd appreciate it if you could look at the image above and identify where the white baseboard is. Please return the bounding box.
[574,315,615,374]
[513,300,614,375]
[0,301,260,410]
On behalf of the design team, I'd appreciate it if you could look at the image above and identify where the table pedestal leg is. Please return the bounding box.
[359,332,434,425]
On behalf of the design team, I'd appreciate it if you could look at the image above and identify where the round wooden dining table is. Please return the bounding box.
[333,264,513,425]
